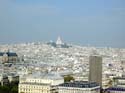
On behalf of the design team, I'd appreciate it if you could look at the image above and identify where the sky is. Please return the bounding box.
[0,0,125,48]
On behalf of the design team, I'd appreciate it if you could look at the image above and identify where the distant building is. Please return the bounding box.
[0,50,18,63]
[89,55,102,86]
[18,72,64,93]
[56,36,63,45]
[58,81,100,93]
[47,36,71,48]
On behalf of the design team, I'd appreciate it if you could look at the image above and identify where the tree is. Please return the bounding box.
[64,75,75,82]
[10,86,18,93]
[0,82,18,93]
[108,79,113,87]
[0,85,10,93]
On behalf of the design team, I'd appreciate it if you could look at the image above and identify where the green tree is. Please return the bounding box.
[0,85,10,93]
[64,75,75,82]
[10,86,18,93]
[0,83,18,93]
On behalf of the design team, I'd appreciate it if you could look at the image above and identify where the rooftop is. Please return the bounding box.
[0,52,17,56]
[20,82,50,86]
[106,87,125,91]
[59,81,100,88]
[27,72,63,80]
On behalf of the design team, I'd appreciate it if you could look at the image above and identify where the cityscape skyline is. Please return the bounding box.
[0,1,125,92]
[0,0,125,48]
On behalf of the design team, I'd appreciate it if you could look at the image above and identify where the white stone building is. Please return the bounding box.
[18,72,64,93]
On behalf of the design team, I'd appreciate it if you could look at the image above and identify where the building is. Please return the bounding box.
[18,72,64,93]
[0,73,19,86]
[56,36,63,45]
[105,87,125,93]
[104,77,125,93]
[47,36,70,48]
[113,77,125,87]
[56,36,70,48]
[7,73,19,83]
[0,50,18,63]
[89,55,102,86]
[0,74,9,86]
[58,81,100,93]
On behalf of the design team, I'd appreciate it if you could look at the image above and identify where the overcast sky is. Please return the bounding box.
[0,0,125,48]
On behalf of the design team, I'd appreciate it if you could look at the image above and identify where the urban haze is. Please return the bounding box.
[0,0,125,93]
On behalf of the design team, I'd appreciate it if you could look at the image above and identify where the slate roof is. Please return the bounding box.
[59,81,99,88]
[0,52,3,56]
[0,52,17,56]
[106,87,125,91]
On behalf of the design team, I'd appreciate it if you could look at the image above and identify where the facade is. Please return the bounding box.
[0,73,19,86]
[0,74,9,86]
[0,51,18,63]
[58,81,100,93]
[113,77,125,87]
[19,83,56,93]
[104,77,125,93]
[7,74,19,83]
[89,55,102,86]
[18,72,64,93]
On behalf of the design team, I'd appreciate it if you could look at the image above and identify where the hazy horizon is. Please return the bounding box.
[0,0,125,48]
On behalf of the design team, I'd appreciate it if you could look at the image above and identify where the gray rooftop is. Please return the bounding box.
[27,72,63,80]
[59,81,100,88]
[0,52,17,56]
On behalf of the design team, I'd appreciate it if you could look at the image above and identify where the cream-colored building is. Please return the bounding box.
[104,77,125,93]
[0,51,18,63]
[18,72,64,93]
[58,81,100,93]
